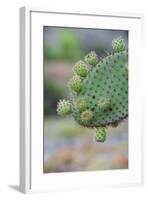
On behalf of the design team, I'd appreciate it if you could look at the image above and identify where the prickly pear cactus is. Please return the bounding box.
[57,37,128,142]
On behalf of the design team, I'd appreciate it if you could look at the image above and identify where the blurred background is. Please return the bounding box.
[43,27,128,173]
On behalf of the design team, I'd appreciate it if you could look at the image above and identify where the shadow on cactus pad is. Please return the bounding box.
[57,37,128,142]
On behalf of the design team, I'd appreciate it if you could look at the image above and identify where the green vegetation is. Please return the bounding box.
[44,79,67,115]
[44,29,83,61]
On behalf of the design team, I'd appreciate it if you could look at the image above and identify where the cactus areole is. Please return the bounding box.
[57,37,128,142]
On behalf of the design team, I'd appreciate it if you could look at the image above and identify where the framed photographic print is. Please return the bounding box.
[20,7,144,193]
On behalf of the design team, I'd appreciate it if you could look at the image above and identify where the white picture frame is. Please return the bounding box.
[20,7,144,193]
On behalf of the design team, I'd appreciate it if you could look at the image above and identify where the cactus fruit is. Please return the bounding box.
[85,51,99,66]
[68,76,82,93]
[81,109,93,123]
[112,37,125,52]
[98,97,110,111]
[73,61,88,77]
[76,97,88,112]
[95,127,106,142]
[57,100,72,115]
[57,37,128,142]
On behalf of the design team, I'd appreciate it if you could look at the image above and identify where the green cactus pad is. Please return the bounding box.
[95,127,106,142]
[72,51,128,127]
[111,122,119,128]
[123,64,128,80]
[57,37,128,142]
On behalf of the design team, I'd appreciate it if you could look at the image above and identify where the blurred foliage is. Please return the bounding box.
[44,79,67,115]
[60,29,83,60]
[44,29,83,61]
[44,46,61,61]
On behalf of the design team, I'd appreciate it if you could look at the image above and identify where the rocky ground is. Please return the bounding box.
[43,117,128,173]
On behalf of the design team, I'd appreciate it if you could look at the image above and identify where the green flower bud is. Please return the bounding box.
[81,110,93,122]
[85,51,98,66]
[112,37,125,52]
[76,97,88,112]
[57,99,71,115]
[95,127,106,142]
[98,97,110,111]
[68,76,82,93]
[73,61,88,78]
